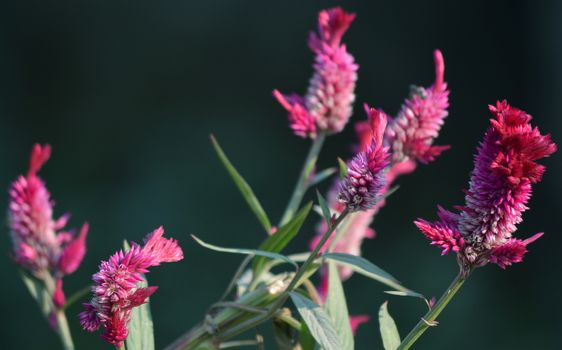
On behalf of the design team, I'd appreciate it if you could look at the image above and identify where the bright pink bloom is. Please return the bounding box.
[338,106,390,211]
[53,278,66,308]
[274,7,358,137]
[8,144,88,277]
[80,227,183,347]
[384,50,450,164]
[349,315,370,335]
[58,223,89,275]
[273,90,316,138]
[415,101,556,269]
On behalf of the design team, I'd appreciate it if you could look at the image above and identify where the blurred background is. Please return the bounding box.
[0,0,560,349]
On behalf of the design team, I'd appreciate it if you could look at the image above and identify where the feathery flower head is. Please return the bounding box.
[338,106,390,211]
[274,7,358,138]
[385,50,450,164]
[8,144,88,277]
[415,101,556,270]
[80,227,183,347]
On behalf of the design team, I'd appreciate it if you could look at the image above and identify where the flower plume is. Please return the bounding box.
[274,7,358,138]
[80,227,183,347]
[415,101,556,270]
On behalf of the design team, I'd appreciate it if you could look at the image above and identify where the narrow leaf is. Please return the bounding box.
[192,235,297,268]
[289,292,342,350]
[337,158,348,179]
[378,302,400,350]
[124,241,155,350]
[299,321,317,350]
[384,290,425,300]
[309,167,337,187]
[324,262,354,350]
[211,135,272,233]
[253,202,312,275]
[19,271,53,318]
[316,191,332,227]
[323,253,404,291]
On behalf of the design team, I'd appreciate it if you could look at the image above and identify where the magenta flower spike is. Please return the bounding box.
[8,144,89,279]
[338,106,390,211]
[415,101,556,270]
[385,49,450,165]
[80,227,183,347]
[274,7,358,138]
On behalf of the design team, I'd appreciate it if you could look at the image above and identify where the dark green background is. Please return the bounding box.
[0,1,560,349]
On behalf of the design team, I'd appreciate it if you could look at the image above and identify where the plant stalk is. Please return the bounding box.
[397,270,470,350]
[279,132,327,226]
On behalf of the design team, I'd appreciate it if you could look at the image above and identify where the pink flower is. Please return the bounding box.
[8,144,88,277]
[350,315,370,335]
[274,7,358,137]
[80,227,183,347]
[338,106,390,211]
[415,101,556,270]
[384,50,450,164]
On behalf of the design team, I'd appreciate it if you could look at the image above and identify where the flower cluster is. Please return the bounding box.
[80,227,183,347]
[415,101,556,270]
[274,7,358,138]
[338,106,390,212]
[8,144,88,306]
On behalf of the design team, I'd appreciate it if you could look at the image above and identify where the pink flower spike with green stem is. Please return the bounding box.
[80,226,183,347]
[399,101,556,350]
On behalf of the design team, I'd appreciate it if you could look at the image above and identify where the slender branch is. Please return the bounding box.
[397,270,470,350]
[63,285,91,311]
[279,132,327,226]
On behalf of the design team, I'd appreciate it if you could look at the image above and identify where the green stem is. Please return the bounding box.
[63,285,91,311]
[279,132,327,226]
[56,310,75,350]
[116,345,126,350]
[397,270,470,350]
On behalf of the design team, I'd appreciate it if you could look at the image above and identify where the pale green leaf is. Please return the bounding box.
[192,235,297,268]
[324,262,354,350]
[378,302,400,350]
[323,253,404,291]
[289,292,341,350]
[19,270,53,318]
[316,190,332,227]
[211,135,272,233]
[337,158,348,179]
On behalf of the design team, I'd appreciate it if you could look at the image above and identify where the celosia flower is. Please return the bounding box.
[80,227,183,347]
[415,101,556,270]
[274,7,358,137]
[384,49,450,165]
[8,144,88,308]
[338,106,390,211]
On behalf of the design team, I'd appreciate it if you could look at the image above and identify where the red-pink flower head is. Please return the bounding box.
[338,106,390,211]
[8,144,88,277]
[274,7,358,138]
[385,50,450,164]
[79,227,183,347]
[415,101,556,270]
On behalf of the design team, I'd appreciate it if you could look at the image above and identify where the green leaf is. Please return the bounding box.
[124,241,155,350]
[378,302,400,350]
[19,270,53,318]
[309,167,337,187]
[324,262,354,350]
[289,292,342,350]
[337,158,348,179]
[192,235,297,268]
[384,290,425,300]
[323,253,404,291]
[299,321,317,350]
[316,190,332,227]
[126,276,155,350]
[252,202,312,275]
[211,135,272,234]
